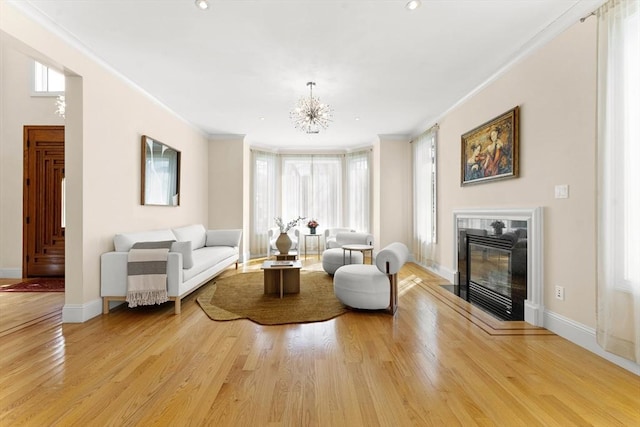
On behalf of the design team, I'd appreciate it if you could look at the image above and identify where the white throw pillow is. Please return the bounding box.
[172,224,206,250]
[171,241,194,269]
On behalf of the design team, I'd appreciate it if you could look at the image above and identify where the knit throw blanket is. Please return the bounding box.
[126,240,174,308]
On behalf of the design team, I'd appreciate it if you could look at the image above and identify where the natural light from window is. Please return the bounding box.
[33,60,65,95]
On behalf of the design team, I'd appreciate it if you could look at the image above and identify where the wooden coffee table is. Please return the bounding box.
[261,260,302,298]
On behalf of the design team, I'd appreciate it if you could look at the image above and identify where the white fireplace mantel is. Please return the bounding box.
[452,207,544,326]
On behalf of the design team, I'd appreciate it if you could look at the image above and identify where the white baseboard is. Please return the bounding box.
[429,264,455,283]
[0,268,22,279]
[62,298,102,323]
[544,310,640,375]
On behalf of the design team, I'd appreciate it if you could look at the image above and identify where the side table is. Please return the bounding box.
[342,244,374,265]
[304,234,321,259]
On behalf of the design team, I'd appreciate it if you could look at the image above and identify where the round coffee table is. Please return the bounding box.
[342,244,374,265]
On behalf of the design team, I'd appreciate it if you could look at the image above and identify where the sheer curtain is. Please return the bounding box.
[251,151,372,257]
[345,150,371,232]
[250,150,278,256]
[596,0,640,362]
[281,155,342,228]
[412,126,437,267]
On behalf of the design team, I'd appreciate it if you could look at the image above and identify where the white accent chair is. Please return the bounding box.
[324,228,355,249]
[321,231,373,275]
[267,227,300,258]
[333,242,409,315]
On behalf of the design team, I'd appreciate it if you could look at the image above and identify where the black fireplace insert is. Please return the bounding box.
[457,227,527,321]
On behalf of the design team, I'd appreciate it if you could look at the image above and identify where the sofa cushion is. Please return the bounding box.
[336,232,373,246]
[172,224,207,250]
[206,229,242,247]
[182,246,237,282]
[113,229,176,252]
[333,264,389,310]
[171,241,194,269]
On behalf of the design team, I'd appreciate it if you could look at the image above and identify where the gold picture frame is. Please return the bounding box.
[461,106,519,186]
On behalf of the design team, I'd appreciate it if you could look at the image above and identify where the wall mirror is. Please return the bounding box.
[141,135,181,206]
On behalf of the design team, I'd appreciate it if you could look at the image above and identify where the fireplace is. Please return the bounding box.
[453,209,542,323]
[462,233,526,320]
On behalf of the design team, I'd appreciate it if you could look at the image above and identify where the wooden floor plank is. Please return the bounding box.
[1,259,638,426]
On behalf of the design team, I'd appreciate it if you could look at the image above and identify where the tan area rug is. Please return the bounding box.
[196,270,348,325]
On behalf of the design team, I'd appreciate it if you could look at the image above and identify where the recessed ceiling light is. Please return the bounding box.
[405,0,421,11]
[195,0,210,11]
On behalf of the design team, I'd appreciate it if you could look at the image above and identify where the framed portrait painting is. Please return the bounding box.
[461,106,519,186]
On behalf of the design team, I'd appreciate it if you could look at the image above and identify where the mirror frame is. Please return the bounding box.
[141,135,181,206]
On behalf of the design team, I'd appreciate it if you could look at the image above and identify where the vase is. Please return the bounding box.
[275,232,292,254]
[310,227,316,235]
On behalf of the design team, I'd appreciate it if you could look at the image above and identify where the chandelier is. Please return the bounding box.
[55,95,66,118]
[290,82,333,134]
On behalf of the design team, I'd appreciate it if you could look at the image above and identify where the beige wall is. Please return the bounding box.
[1,3,209,320]
[434,20,597,326]
[373,136,412,250]
[207,136,249,259]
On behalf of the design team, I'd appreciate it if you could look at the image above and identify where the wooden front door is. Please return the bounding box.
[23,126,65,277]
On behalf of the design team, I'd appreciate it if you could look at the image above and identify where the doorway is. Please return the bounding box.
[22,125,65,277]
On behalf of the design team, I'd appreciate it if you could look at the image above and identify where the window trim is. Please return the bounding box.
[30,60,65,97]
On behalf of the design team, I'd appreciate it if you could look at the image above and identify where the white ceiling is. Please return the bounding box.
[16,0,601,150]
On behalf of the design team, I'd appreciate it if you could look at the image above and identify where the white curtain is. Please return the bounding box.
[596,0,640,362]
[251,151,372,257]
[281,155,342,229]
[250,150,278,256]
[412,126,437,267]
[345,150,371,233]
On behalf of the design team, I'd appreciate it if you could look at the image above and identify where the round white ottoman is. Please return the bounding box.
[333,264,390,310]
[321,248,363,275]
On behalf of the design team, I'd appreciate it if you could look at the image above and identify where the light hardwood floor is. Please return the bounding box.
[1,260,638,426]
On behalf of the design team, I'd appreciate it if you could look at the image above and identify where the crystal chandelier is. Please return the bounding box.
[55,95,66,118]
[290,82,333,134]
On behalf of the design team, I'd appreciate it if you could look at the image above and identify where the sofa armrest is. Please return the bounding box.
[375,242,409,275]
[206,229,242,248]
[101,251,182,297]
[101,252,128,296]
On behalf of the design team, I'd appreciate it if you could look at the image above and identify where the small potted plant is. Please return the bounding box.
[490,220,505,236]
[307,219,319,234]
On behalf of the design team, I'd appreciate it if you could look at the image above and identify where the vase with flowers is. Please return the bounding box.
[307,219,319,234]
[274,216,304,254]
[490,220,505,236]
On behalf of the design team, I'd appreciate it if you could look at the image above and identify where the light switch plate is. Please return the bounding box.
[555,184,569,199]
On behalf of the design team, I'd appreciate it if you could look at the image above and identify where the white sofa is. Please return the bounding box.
[323,228,355,249]
[101,224,242,314]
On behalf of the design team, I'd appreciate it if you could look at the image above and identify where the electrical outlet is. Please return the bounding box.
[555,286,565,300]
